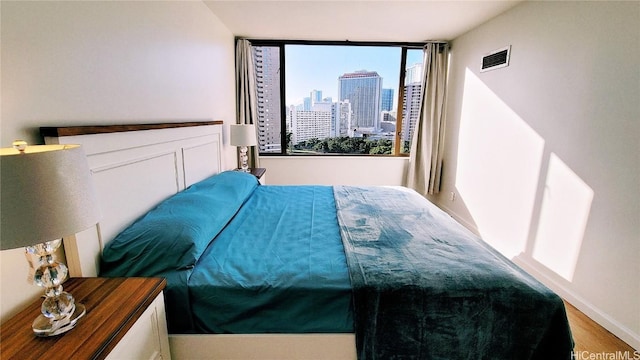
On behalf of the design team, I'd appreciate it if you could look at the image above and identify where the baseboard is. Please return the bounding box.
[436,203,481,237]
[514,256,640,351]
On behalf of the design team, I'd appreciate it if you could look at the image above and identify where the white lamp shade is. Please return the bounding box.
[0,144,100,250]
[230,124,258,147]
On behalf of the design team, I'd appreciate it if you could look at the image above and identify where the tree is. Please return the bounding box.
[368,139,392,154]
[291,136,396,155]
[286,132,293,152]
[313,140,328,153]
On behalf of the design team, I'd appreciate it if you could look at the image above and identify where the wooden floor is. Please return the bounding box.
[565,301,637,353]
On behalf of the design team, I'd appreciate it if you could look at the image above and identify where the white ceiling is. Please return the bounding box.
[204,0,523,42]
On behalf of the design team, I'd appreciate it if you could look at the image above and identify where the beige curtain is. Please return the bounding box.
[405,42,450,195]
[235,39,260,168]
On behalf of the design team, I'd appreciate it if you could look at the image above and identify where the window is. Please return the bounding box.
[249,41,424,155]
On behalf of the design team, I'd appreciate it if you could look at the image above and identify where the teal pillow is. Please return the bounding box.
[100,171,258,277]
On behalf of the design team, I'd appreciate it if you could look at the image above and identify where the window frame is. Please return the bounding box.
[246,39,425,156]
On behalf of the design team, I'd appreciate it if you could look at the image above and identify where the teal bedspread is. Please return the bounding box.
[334,185,573,359]
[101,173,353,334]
[189,185,353,333]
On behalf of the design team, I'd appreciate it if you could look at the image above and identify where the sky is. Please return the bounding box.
[285,45,423,107]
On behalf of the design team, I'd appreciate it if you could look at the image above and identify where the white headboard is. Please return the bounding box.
[42,121,224,277]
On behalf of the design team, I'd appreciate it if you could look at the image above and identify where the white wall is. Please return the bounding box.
[261,156,408,185]
[434,1,639,348]
[0,1,236,322]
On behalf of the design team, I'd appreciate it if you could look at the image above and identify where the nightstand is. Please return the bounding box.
[236,167,266,184]
[0,277,170,360]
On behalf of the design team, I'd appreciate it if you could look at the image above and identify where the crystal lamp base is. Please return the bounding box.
[32,303,86,337]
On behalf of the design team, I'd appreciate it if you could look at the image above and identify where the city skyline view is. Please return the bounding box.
[285,45,423,107]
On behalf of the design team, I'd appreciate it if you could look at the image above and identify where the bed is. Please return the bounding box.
[42,122,573,359]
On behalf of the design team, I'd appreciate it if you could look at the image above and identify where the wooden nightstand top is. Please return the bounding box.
[0,277,165,360]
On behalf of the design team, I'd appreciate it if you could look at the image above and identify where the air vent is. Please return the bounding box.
[481,46,511,72]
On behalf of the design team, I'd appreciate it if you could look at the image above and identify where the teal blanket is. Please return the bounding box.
[334,186,573,359]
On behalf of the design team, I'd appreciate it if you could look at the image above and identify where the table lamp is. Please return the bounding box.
[0,141,99,336]
[230,124,257,172]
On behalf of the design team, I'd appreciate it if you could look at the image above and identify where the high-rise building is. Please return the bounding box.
[401,82,422,143]
[252,46,282,153]
[311,101,331,112]
[338,70,382,131]
[310,90,323,108]
[333,100,352,137]
[382,88,394,111]
[290,108,331,144]
[382,111,397,123]
[405,63,423,85]
[400,63,423,144]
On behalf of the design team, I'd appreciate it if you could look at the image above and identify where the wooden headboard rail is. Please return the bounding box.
[40,120,223,138]
[42,121,225,277]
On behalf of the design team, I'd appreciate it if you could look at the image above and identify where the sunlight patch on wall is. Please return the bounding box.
[532,153,594,281]
[456,68,544,258]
